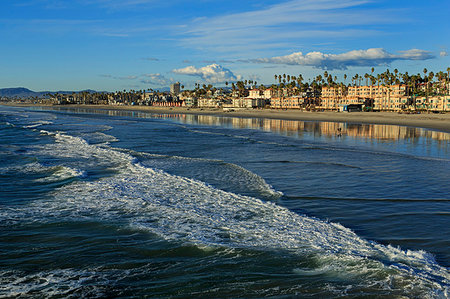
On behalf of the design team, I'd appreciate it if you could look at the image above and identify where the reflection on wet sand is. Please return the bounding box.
[175,114,450,143]
[44,107,450,143]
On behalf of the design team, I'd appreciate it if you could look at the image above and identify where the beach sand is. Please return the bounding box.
[4,103,450,133]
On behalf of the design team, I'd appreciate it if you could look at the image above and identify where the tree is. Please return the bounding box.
[428,72,434,95]
[295,75,303,93]
[447,67,450,95]
[422,68,429,111]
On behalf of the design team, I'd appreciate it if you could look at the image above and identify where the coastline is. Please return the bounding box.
[3,103,450,133]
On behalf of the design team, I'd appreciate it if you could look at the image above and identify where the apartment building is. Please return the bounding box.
[270,97,305,109]
[415,96,450,111]
[231,98,267,108]
[170,82,181,95]
[198,98,222,108]
[321,84,409,111]
[321,86,347,110]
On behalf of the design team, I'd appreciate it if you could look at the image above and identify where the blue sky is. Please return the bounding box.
[1,0,449,91]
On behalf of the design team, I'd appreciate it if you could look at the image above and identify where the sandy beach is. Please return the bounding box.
[4,103,450,133]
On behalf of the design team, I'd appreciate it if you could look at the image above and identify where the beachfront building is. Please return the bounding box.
[248,89,263,99]
[183,97,198,107]
[377,84,408,111]
[321,86,347,110]
[270,96,305,109]
[170,82,181,95]
[231,97,267,109]
[263,88,277,99]
[198,98,222,108]
[319,84,409,111]
[414,96,450,112]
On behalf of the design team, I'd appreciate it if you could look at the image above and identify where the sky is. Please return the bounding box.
[1,0,449,91]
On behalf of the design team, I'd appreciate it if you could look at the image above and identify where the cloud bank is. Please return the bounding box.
[141,73,172,86]
[101,73,172,87]
[252,48,435,70]
[172,64,241,83]
[100,74,138,80]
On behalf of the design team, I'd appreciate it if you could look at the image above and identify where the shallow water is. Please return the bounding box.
[0,106,449,297]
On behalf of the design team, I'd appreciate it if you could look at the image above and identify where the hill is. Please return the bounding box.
[0,88,100,99]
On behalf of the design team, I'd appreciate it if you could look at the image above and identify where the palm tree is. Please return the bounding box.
[447,67,450,95]
[422,68,428,111]
[297,74,303,90]
[428,72,434,96]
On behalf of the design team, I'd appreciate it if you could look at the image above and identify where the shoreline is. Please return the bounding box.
[3,103,450,133]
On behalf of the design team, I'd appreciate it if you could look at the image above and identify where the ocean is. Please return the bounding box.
[0,105,449,298]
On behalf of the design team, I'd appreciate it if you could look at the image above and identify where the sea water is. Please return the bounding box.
[0,105,449,297]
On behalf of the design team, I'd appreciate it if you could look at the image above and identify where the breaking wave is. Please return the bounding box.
[1,129,446,297]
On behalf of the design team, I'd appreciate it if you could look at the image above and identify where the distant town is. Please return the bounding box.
[2,68,450,113]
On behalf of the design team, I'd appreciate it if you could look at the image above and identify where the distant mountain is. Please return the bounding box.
[0,87,102,99]
[0,87,41,98]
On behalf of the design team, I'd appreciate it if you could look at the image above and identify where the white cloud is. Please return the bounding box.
[117,75,138,80]
[252,48,435,70]
[141,73,171,86]
[100,74,138,80]
[172,64,242,83]
[100,73,172,86]
[440,51,448,57]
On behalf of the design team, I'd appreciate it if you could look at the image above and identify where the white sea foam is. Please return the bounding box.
[0,269,109,298]
[82,132,119,144]
[1,121,14,127]
[35,166,86,182]
[23,120,53,129]
[137,152,282,199]
[5,130,449,297]
[0,160,85,182]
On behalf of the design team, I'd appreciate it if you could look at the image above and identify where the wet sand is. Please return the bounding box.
[4,103,450,133]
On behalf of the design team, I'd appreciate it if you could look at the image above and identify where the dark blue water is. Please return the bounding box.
[0,106,449,297]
